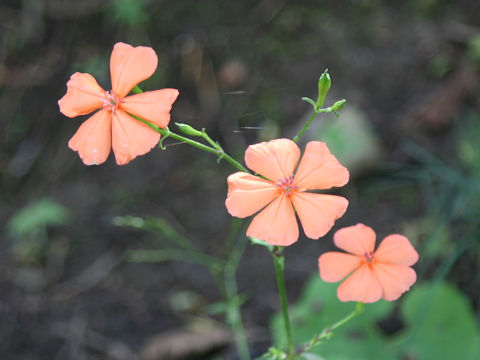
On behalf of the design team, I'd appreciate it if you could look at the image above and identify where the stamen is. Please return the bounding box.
[276,175,298,196]
[364,251,374,263]
[102,90,122,112]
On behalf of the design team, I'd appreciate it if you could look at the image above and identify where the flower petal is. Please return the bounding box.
[110,42,158,97]
[68,109,111,165]
[334,223,376,256]
[58,72,105,118]
[374,234,419,266]
[372,263,417,301]
[293,141,349,191]
[111,109,160,165]
[245,139,300,182]
[121,89,179,128]
[246,195,298,246]
[225,173,279,218]
[337,264,382,303]
[318,252,361,283]
[291,192,348,239]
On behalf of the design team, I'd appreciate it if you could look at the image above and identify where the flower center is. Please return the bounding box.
[364,251,374,263]
[102,90,122,112]
[276,175,298,197]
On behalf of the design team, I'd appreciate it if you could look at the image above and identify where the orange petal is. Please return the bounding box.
[68,109,112,165]
[374,234,419,266]
[111,109,160,165]
[334,223,376,256]
[225,173,279,218]
[110,42,158,97]
[291,192,348,239]
[58,72,105,118]
[318,252,361,282]
[293,141,349,191]
[245,139,300,182]
[337,264,382,303]
[246,195,298,246]
[121,89,179,128]
[372,263,417,301]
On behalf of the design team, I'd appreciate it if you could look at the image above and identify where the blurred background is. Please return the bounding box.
[1,0,480,359]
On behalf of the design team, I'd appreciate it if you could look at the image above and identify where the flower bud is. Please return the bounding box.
[175,123,203,137]
[316,69,331,107]
[331,99,346,111]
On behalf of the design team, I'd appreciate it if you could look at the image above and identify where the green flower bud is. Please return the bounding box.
[175,123,203,137]
[331,99,346,111]
[316,69,331,107]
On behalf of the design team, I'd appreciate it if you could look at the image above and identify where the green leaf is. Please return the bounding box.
[400,282,480,360]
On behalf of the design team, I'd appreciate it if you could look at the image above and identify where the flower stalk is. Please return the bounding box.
[130,88,248,173]
[224,233,251,360]
[301,302,365,353]
[293,69,346,143]
[163,128,248,172]
[293,110,321,144]
[271,246,295,357]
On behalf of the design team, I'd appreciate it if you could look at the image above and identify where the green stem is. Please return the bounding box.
[271,246,295,356]
[201,128,222,151]
[167,129,248,172]
[328,301,365,332]
[302,302,365,353]
[293,110,320,143]
[129,86,249,173]
[137,118,248,173]
[225,233,251,360]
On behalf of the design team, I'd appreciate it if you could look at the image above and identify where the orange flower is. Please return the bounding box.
[58,42,179,165]
[318,223,419,303]
[225,138,349,246]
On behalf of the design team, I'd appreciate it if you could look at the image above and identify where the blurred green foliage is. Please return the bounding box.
[108,0,152,28]
[271,277,393,360]
[467,34,480,66]
[457,111,480,177]
[271,277,480,360]
[312,106,382,175]
[7,198,71,263]
[428,53,452,79]
[72,55,108,84]
[402,282,480,359]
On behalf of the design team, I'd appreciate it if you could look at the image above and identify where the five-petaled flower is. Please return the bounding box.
[225,138,349,246]
[58,42,179,165]
[318,223,419,303]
